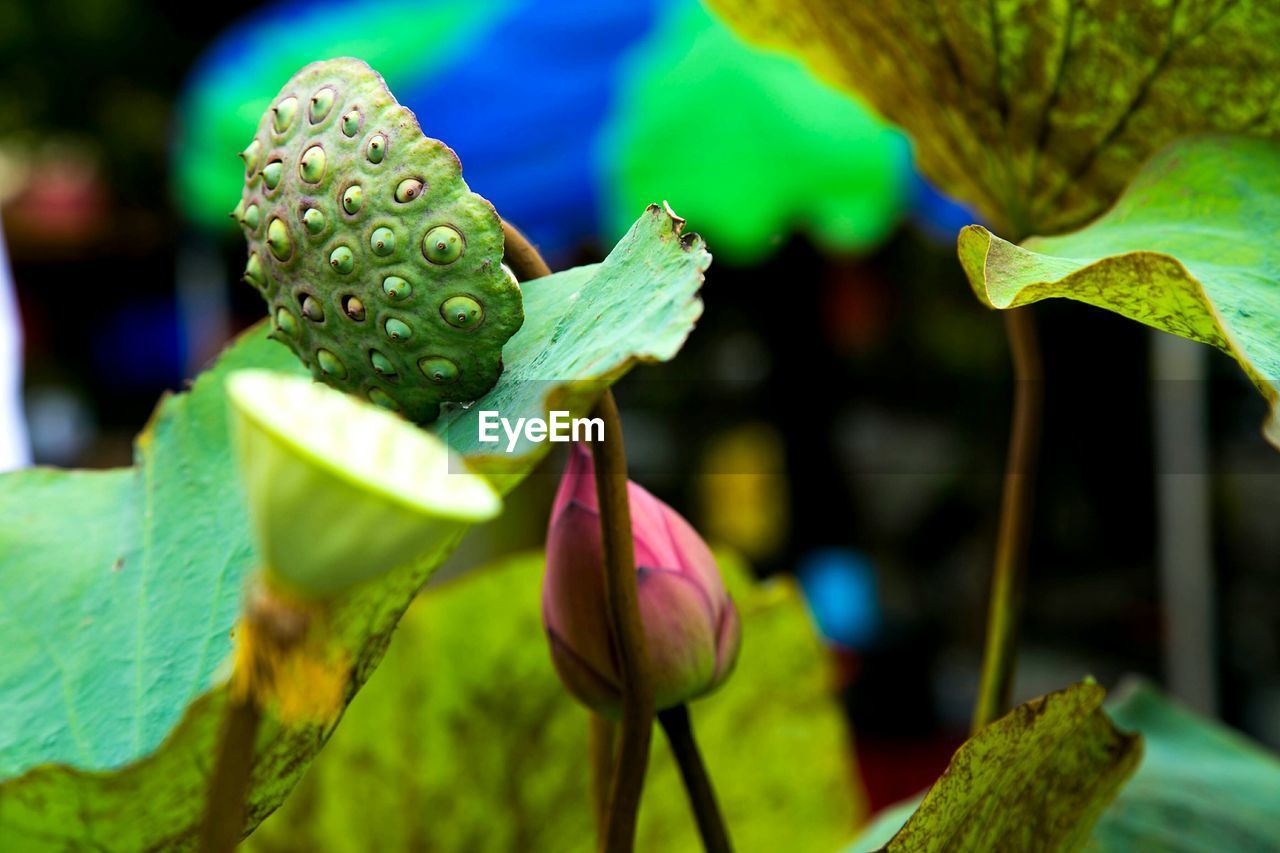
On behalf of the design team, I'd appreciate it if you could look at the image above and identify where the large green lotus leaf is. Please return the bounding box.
[1089,680,1280,851]
[959,134,1280,446]
[848,681,1141,852]
[247,550,861,852]
[707,0,1280,237]
[0,205,707,849]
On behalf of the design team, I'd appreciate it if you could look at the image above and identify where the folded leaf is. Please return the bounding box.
[0,205,706,849]
[960,134,1280,447]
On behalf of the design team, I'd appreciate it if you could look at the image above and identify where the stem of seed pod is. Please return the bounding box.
[501,219,552,281]
[590,714,618,840]
[199,695,262,852]
[658,705,733,853]
[972,307,1043,731]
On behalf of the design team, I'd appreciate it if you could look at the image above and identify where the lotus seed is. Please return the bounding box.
[309,87,336,123]
[422,225,463,264]
[341,109,360,137]
[385,318,413,342]
[243,203,261,231]
[316,349,347,379]
[383,276,410,300]
[299,145,326,183]
[366,134,386,163]
[302,207,325,234]
[419,356,459,384]
[370,350,396,376]
[266,218,292,260]
[275,307,298,337]
[239,140,261,176]
[262,160,283,190]
[368,388,399,411]
[329,245,354,274]
[441,295,483,330]
[231,199,245,222]
[343,295,366,321]
[342,185,363,215]
[273,97,299,133]
[301,294,324,322]
[243,253,264,288]
[370,227,395,256]
[394,178,423,203]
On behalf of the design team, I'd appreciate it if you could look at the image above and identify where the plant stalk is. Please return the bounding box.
[658,705,733,853]
[972,306,1044,732]
[501,219,553,281]
[590,714,618,840]
[199,695,262,852]
[591,389,656,853]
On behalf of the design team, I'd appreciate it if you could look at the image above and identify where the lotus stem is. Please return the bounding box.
[590,714,618,839]
[659,704,733,853]
[972,307,1044,731]
[501,219,553,281]
[199,693,262,852]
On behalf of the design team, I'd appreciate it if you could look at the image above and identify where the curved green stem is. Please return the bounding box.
[972,307,1044,731]
[659,705,733,853]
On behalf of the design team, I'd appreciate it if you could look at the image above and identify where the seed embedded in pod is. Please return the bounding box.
[299,145,326,183]
[422,225,463,265]
[302,207,325,234]
[368,388,399,411]
[272,97,299,134]
[342,185,363,215]
[316,349,347,379]
[384,318,413,342]
[301,294,324,322]
[370,227,395,256]
[341,109,360,137]
[441,295,483,330]
[329,246,354,274]
[240,140,261,176]
[418,356,458,384]
[266,218,292,260]
[370,350,396,377]
[383,276,410,300]
[394,178,423,203]
[243,253,264,288]
[243,204,261,231]
[231,199,245,222]
[309,87,336,123]
[275,307,298,337]
[366,134,386,163]
[343,295,366,321]
[262,160,283,190]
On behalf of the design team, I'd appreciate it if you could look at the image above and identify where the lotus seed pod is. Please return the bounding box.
[235,58,523,423]
[422,225,464,265]
[309,87,336,123]
[243,253,264,288]
[302,207,325,235]
[383,276,410,300]
[275,307,298,337]
[316,349,347,379]
[226,370,501,599]
[262,160,283,190]
[368,388,398,411]
[273,97,299,134]
[299,145,326,183]
[395,178,423,203]
[240,140,261,177]
[231,199,245,222]
[370,226,395,256]
[243,203,261,231]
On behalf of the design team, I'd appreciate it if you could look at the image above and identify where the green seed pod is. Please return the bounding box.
[275,307,298,337]
[301,295,324,322]
[367,387,399,411]
[342,185,363,215]
[299,145,326,183]
[316,348,347,379]
[262,160,283,190]
[273,97,299,133]
[231,199,246,222]
[243,253,264,288]
[394,178,423,203]
[418,356,458,384]
[329,245,354,274]
[236,58,524,423]
[384,318,413,342]
[309,87,336,123]
[343,295,366,321]
[369,350,396,377]
[266,218,292,260]
[240,140,262,177]
[441,295,483,330]
[370,226,395,256]
[243,204,261,231]
[422,225,463,265]
[302,207,325,235]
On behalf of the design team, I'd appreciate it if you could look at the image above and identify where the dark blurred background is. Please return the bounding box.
[3,0,1279,820]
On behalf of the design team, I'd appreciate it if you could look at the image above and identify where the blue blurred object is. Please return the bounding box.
[796,548,882,650]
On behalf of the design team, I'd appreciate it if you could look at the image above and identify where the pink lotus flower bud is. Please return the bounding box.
[543,443,741,715]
